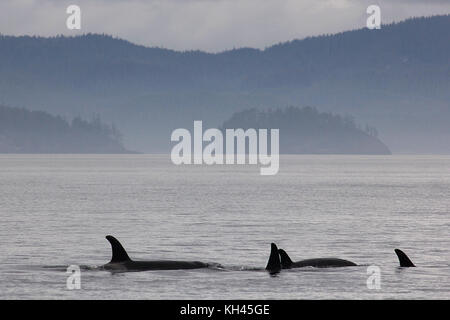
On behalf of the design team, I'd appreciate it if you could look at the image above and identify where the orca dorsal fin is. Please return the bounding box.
[106,235,131,263]
[265,243,281,274]
[394,249,415,267]
[278,249,293,268]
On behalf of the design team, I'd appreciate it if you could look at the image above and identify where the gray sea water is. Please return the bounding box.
[0,154,449,299]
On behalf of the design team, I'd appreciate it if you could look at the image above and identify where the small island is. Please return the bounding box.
[221,106,391,155]
[0,105,132,153]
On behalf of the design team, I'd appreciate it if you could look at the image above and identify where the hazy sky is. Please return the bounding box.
[0,0,448,52]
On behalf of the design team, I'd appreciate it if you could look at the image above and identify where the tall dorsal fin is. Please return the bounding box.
[394,249,415,267]
[106,235,131,263]
[265,243,281,274]
[278,249,293,268]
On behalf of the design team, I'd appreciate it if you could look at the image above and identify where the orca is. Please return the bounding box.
[102,235,213,271]
[278,248,357,268]
[265,243,282,274]
[394,249,415,267]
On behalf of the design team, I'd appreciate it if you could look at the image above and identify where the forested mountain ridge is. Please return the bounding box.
[0,15,448,153]
[221,107,391,154]
[0,105,131,153]
[1,15,447,92]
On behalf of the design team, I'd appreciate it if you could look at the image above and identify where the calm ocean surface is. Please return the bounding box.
[0,154,448,299]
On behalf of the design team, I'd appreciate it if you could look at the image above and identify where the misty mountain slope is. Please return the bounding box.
[0,15,448,153]
[221,107,391,155]
[0,105,131,153]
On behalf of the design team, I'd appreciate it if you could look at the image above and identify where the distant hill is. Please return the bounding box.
[0,15,448,153]
[221,107,391,155]
[0,105,131,153]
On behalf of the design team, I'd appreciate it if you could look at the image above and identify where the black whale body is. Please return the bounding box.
[104,259,209,271]
[278,249,357,269]
[103,236,416,273]
[265,243,357,273]
[265,243,416,273]
[103,235,212,271]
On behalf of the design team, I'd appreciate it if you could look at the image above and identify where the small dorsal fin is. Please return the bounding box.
[106,235,131,263]
[265,243,281,274]
[278,249,294,268]
[394,249,415,267]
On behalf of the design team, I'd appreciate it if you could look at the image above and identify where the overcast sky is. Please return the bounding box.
[0,0,448,52]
